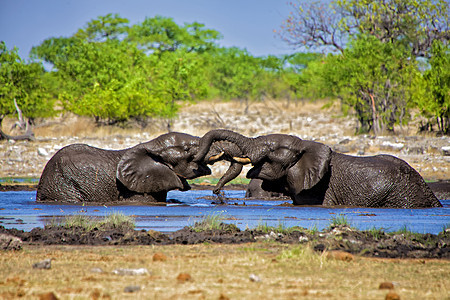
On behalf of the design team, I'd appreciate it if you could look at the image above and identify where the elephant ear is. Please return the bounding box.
[287,141,332,194]
[117,145,184,193]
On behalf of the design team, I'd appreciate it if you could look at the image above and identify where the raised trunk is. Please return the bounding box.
[194,129,253,162]
[212,162,243,194]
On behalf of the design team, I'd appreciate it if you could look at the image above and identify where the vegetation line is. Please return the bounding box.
[2,1,449,139]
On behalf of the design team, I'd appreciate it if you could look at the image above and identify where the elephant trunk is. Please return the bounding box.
[194,129,253,162]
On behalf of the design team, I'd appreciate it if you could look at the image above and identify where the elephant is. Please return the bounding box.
[36,132,212,204]
[245,178,284,198]
[194,129,442,208]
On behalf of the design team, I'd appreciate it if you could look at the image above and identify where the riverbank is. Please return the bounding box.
[2,221,449,259]
[1,220,449,299]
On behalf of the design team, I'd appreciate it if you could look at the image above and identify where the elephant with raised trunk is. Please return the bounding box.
[194,129,442,208]
[37,132,212,204]
[200,140,249,195]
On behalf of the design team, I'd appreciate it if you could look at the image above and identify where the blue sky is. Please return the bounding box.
[0,0,296,59]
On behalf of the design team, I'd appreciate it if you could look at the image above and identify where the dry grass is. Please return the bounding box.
[4,99,341,139]
[1,243,448,299]
[2,98,432,139]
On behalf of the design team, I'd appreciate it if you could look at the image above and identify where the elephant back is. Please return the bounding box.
[37,144,125,203]
[326,153,441,208]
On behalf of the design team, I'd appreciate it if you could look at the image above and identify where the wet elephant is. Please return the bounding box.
[245,178,283,198]
[194,129,442,208]
[36,132,211,203]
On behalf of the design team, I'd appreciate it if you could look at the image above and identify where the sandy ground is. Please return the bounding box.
[0,240,449,299]
[1,99,449,181]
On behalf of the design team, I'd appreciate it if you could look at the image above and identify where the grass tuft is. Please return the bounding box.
[47,212,135,231]
[366,227,385,240]
[102,212,135,229]
[190,212,235,232]
[328,214,352,228]
[255,221,304,234]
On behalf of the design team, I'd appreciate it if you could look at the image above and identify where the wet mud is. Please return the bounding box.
[1,223,449,259]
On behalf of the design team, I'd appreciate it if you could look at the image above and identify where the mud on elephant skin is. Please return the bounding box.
[194,129,442,208]
[36,132,211,204]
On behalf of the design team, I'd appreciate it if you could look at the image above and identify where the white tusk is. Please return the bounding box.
[208,151,224,161]
[233,157,251,164]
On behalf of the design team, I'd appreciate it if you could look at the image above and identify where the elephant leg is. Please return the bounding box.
[213,162,243,194]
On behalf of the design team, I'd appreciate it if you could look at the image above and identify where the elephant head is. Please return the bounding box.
[194,129,332,195]
[117,132,211,193]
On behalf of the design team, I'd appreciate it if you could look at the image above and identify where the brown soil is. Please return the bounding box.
[1,222,449,259]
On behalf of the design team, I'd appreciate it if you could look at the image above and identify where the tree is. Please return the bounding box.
[413,41,450,133]
[30,15,214,127]
[128,16,221,54]
[279,0,450,135]
[146,50,209,131]
[0,42,54,140]
[337,35,418,134]
[207,47,264,103]
[279,0,450,57]
[278,1,348,53]
[75,13,129,42]
[337,0,450,58]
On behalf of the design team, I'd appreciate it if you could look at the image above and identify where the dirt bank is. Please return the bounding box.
[1,223,449,259]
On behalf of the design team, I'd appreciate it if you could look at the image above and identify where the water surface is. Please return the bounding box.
[1,190,449,234]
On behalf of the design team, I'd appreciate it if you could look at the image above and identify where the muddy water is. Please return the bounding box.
[0,190,449,234]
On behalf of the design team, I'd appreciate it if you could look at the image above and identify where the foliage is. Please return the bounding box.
[49,40,153,123]
[280,0,450,134]
[331,35,418,134]
[206,47,264,101]
[280,0,450,57]
[101,212,136,229]
[366,227,385,240]
[413,41,450,133]
[336,0,450,58]
[128,15,222,54]
[75,13,129,42]
[2,8,449,135]
[0,42,55,121]
[9,13,312,129]
[255,221,305,234]
[31,15,211,124]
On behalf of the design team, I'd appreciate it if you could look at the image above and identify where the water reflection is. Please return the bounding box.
[0,190,449,234]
